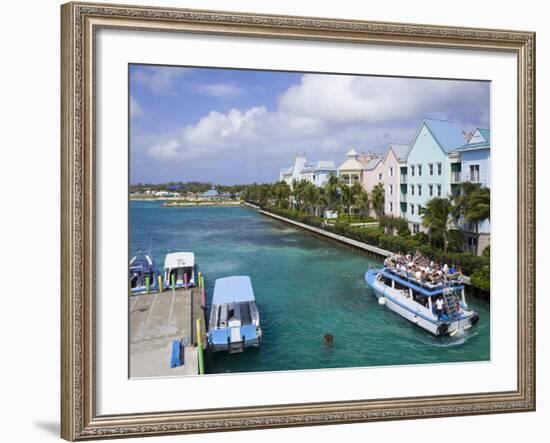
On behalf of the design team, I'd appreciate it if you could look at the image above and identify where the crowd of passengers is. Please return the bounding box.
[383,252,464,287]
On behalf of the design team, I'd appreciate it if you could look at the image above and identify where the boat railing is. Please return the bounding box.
[384,267,463,291]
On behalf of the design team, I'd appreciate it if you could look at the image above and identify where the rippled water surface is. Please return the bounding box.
[130,201,490,374]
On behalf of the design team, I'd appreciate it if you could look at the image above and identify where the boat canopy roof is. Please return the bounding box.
[212,276,255,305]
[130,252,154,271]
[164,252,195,269]
[380,268,464,297]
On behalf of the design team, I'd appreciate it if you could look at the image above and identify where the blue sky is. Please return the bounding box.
[130,64,490,185]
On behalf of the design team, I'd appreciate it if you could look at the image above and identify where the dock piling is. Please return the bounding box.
[145,276,150,293]
[197,318,205,375]
[157,275,163,292]
[171,274,175,292]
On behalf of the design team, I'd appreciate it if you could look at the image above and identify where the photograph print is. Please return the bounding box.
[128,64,491,378]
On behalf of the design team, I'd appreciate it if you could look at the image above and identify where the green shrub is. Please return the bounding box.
[413,232,430,244]
[471,267,490,292]
[447,229,465,253]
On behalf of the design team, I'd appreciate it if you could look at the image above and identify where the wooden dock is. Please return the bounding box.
[129,286,207,378]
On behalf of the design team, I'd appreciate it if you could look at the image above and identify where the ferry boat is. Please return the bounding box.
[365,265,479,336]
[129,251,160,294]
[208,276,262,353]
[163,252,196,289]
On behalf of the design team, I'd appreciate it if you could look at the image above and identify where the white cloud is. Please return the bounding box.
[130,96,144,117]
[319,137,343,153]
[145,73,488,161]
[147,106,326,160]
[195,83,244,98]
[278,74,488,124]
[132,66,189,95]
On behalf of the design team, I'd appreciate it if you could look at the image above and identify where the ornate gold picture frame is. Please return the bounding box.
[61,1,535,440]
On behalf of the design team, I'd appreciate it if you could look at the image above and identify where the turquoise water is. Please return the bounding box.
[130,200,490,374]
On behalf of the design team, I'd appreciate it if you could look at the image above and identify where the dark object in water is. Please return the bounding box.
[324,334,333,346]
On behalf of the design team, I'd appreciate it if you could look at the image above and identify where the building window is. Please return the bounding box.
[469,164,480,182]
[418,185,422,196]
[412,224,419,234]
[410,204,414,215]
[389,167,394,177]
[411,165,415,176]
[437,184,442,197]
[429,163,434,175]
[389,202,393,212]
[418,164,422,176]
[467,236,479,255]
[437,162,442,175]
[378,173,383,181]
[389,184,393,195]
[352,174,359,184]
[429,184,433,196]
[410,185,414,196]
[417,204,422,214]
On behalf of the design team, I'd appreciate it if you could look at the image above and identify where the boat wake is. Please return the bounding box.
[428,329,479,347]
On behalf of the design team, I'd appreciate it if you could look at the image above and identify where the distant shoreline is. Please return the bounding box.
[129,197,242,207]
[162,200,242,207]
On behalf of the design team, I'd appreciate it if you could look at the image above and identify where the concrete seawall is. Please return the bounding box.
[257,208,392,259]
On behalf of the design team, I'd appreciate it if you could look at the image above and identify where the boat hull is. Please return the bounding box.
[365,268,478,336]
[208,327,262,353]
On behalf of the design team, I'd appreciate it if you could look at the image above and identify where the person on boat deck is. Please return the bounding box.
[435,297,444,318]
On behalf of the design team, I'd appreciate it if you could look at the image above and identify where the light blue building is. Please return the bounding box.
[403,118,467,234]
[280,154,336,187]
[300,160,337,187]
[454,128,491,254]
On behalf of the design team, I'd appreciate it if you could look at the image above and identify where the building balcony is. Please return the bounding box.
[450,171,461,183]
[400,175,407,183]
[400,193,407,202]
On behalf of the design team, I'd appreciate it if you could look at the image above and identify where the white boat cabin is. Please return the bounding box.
[163,252,196,288]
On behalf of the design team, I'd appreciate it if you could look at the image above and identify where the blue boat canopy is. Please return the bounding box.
[212,276,255,305]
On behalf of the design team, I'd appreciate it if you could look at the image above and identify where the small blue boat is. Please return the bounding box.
[129,251,160,294]
[208,276,262,353]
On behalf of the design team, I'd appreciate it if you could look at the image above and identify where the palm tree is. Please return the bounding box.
[352,184,369,219]
[451,182,490,233]
[465,187,490,230]
[300,182,318,215]
[419,197,453,252]
[340,184,357,224]
[371,183,385,220]
[309,186,327,217]
[273,181,291,208]
[324,173,341,213]
[291,179,308,211]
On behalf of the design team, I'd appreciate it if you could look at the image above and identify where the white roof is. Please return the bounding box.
[339,157,366,171]
[346,148,358,156]
[164,252,195,269]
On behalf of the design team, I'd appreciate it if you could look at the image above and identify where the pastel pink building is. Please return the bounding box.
[381,143,409,217]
